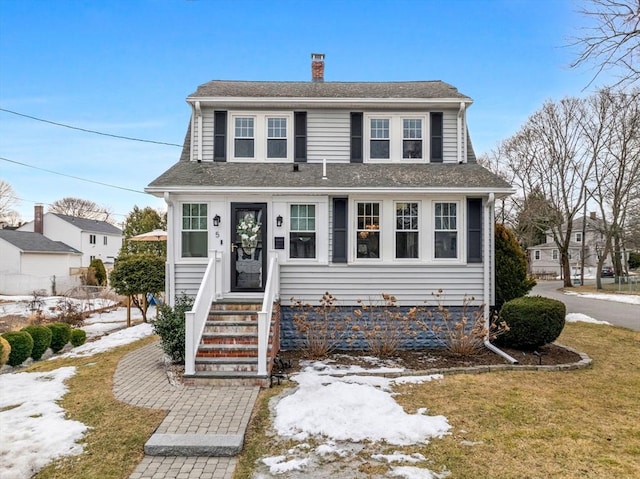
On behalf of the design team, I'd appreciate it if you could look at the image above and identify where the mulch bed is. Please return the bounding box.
[277,343,583,372]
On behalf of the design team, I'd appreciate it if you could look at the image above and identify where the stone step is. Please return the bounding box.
[207,310,258,322]
[197,343,258,358]
[201,333,259,346]
[210,302,262,312]
[195,357,258,373]
[183,370,270,387]
[204,320,258,333]
[145,433,243,456]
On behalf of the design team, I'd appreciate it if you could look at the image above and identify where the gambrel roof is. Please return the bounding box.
[0,230,81,254]
[189,80,472,101]
[148,161,512,193]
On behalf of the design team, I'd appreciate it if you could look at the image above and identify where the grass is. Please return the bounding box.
[25,335,166,479]
[236,323,640,478]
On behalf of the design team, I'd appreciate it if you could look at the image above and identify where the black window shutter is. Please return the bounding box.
[294,111,307,163]
[430,112,443,163]
[332,197,348,263]
[350,112,363,163]
[213,110,227,162]
[467,198,483,263]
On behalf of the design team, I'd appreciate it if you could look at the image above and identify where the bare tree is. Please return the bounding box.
[570,0,640,88]
[503,98,595,287]
[0,180,20,225]
[48,197,114,222]
[584,88,640,286]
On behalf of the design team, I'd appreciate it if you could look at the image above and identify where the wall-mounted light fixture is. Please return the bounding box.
[276,215,283,227]
[213,215,221,227]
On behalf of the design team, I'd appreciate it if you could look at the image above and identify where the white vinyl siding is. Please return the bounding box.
[442,111,458,164]
[307,110,351,162]
[280,264,484,306]
[174,263,208,297]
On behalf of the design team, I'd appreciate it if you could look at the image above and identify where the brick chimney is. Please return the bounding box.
[590,211,596,220]
[34,204,44,234]
[311,53,325,82]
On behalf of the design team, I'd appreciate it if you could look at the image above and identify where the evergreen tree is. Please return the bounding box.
[495,223,536,310]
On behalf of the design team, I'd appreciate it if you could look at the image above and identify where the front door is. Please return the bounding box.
[231,203,267,292]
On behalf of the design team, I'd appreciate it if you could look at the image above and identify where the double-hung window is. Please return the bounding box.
[434,202,457,259]
[103,236,108,246]
[267,117,287,159]
[182,203,208,258]
[370,119,390,159]
[402,119,423,159]
[234,117,255,158]
[289,204,316,259]
[395,202,419,259]
[89,234,96,245]
[552,249,558,260]
[356,202,380,259]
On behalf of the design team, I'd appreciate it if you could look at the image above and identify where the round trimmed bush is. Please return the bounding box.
[47,322,72,353]
[22,325,53,361]
[496,296,566,350]
[70,328,87,347]
[2,331,34,367]
[0,336,11,366]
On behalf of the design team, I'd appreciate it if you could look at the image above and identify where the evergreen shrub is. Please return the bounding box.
[495,223,536,310]
[496,296,566,350]
[2,331,34,367]
[22,325,52,360]
[70,328,87,347]
[153,294,193,364]
[0,336,11,366]
[47,322,72,352]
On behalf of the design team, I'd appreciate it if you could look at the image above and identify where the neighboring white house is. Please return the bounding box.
[19,205,123,268]
[0,229,82,295]
[145,54,514,380]
[528,213,611,278]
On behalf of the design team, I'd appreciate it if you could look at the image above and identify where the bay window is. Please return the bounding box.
[182,203,208,258]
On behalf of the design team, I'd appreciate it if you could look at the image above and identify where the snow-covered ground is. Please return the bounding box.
[0,298,156,479]
[562,290,640,305]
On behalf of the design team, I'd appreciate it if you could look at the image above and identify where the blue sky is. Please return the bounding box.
[0,0,612,225]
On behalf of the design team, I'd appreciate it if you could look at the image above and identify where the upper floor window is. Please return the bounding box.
[552,249,558,260]
[365,115,427,162]
[576,232,582,242]
[434,202,457,259]
[356,202,380,259]
[403,119,423,159]
[535,250,541,260]
[267,118,287,159]
[289,204,316,259]
[182,203,208,258]
[234,117,255,158]
[229,112,292,162]
[103,236,108,246]
[395,202,419,259]
[89,234,96,245]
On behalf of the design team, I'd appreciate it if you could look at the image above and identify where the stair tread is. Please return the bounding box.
[198,343,258,349]
[202,331,258,337]
[187,370,268,378]
[195,357,258,364]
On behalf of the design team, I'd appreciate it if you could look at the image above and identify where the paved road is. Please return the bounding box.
[532,280,639,331]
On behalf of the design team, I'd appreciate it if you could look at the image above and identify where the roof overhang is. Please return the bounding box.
[186,97,473,110]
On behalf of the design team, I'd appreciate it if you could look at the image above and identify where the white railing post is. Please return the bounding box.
[184,252,219,376]
[257,253,279,376]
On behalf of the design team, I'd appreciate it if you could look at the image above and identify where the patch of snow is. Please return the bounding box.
[0,367,88,479]
[563,290,640,305]
[389,466,451,479]
[261,455,309,474]
[565,313,612,325]
[54,322,155,359]
[372,451,426,463]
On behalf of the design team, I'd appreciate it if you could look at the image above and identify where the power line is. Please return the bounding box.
[5,194,129,218]
[0,156,148,194]
[0,107,183,147]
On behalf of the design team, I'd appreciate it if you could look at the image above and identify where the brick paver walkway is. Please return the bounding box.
[113,341,259,479]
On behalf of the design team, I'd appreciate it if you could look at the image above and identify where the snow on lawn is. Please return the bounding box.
[562,290,640,305]
[0,319,156,479]
[0,367,88,479]
[565,313,612,325]
[0,294,118,319]
[258,361,451,477]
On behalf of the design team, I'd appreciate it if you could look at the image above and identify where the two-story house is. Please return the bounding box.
[19,205,123,269]
[146,55,514,383]
[528,212,611,279]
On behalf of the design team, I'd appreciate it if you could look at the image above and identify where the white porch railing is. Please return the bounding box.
[257,253,279,376]
[184,250,223,375]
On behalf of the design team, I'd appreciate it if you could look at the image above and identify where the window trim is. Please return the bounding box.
[288,203,317,261]
[354,200,382,261]
[364,114,428,163]
[394,201,421,260]
[180,202,209,259]
[228,112,293,162]
[433,201,459,261]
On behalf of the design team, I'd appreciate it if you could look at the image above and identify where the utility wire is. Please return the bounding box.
[0,156,148,194]
[0,107,182,147]
[5,194,129,218]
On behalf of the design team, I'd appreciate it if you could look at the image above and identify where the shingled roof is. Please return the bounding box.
[52,214,122,235]
[189,80,472,100]
[0,230,81,254]
[147,161,512,192]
